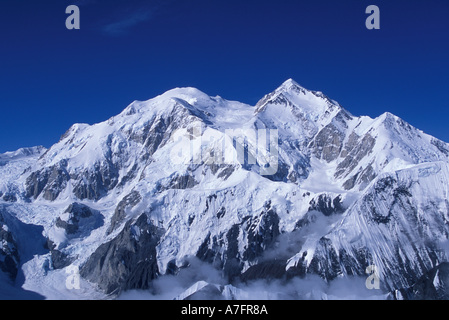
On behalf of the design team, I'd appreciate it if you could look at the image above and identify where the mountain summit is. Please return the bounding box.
[1,80,449,299]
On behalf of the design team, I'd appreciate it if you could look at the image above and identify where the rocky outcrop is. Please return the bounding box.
[71,162,120,201]
[46,239,73,270]
[55,203,103,237]
[294,163,449,292]
[159,173,199,191]
[395,262,449,300]
[46,203,103,269]
[241,201,280,262]
[240,259,287,282]
[80,213,164,295]
[335,133,376,180]
[307,194,344,216]
[107,191,142,235]
[195,201,281,282]
[25,161,70,201]
[2,193,17,203]
[0,212,19,280]
[310,123,345,163]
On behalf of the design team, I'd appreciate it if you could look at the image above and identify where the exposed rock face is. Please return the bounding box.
[431,138,449,156]
[240,259,287,282]
[25,162,70,201]
[307,194,344,216]
[108,191,142,235]
[71,163,120,201]
[126,102,193,157]
[241,202,280,262]
[26,161,120,201]
[335,133,376,180]
[55,203,103,237]
[46,239,73,270]
[310,123,345,163]
[157,173,199,192]
[290,163,449,292]
[45,203,104,270]
[194,201,280,281]
[80,213,164,295]
[396,262,449,300]
[0,212,19,280]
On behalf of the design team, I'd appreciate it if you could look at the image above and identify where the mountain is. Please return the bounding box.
[1,79,449,299]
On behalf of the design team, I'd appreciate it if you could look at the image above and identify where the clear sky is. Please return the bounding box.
[0,0,448,153]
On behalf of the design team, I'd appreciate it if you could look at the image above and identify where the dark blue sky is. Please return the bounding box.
[0,0,448,153]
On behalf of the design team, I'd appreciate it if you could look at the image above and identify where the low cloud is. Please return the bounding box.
[119,257,227,300]
[118,256,387,300]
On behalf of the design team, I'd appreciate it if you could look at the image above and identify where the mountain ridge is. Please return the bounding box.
[1,79,449,299]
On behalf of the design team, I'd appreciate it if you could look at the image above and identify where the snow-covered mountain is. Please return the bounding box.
[1,79,449,299]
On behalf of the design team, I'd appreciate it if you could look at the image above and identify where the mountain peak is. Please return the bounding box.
[158,86,211,101]
[276,79,339,107]
[255,79,341,123]
[278,78,303,91]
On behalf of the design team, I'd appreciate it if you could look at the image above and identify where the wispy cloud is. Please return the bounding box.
[70,0,173,36]
[102,10,153,36]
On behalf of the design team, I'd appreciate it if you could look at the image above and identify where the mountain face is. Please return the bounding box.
[1,79,449,299]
